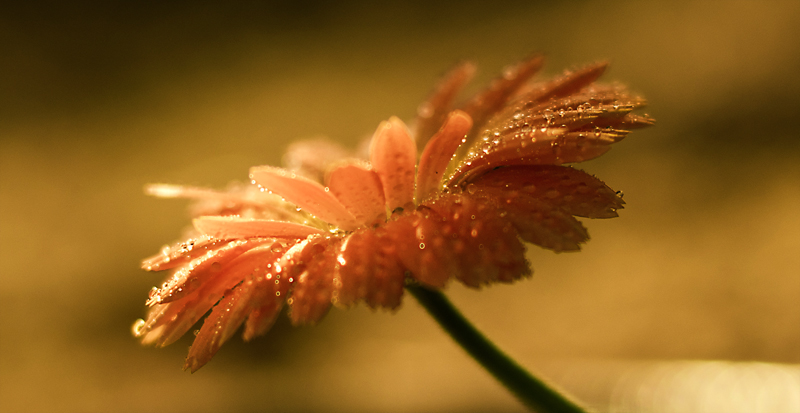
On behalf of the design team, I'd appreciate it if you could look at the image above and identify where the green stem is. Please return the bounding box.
[406,284,588,413]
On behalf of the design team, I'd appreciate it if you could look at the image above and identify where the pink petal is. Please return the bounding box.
[335,228,405,309]
[326,162,386,226]
[369,117,417,212]
[414,61,476,149]
[250,166,359,230]
[193,216,323,239]
[416,110,473,202]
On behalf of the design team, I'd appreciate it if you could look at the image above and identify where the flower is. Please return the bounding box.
[133,55,653,372]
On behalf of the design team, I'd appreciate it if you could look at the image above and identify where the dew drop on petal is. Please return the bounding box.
[131,319,146,337]
[419,243,426,250]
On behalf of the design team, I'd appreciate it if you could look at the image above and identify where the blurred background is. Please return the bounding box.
[2,1,799,412]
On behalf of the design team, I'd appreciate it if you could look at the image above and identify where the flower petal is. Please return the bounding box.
[414,61,476,149]
[250,166,359,230]
[141,235,225,272]
[283,138,353,183]
[415,110,473,203]
[425,194,530,287]
[471,186,589,252]
[184,274,259,372]
[385,209,458,289]
[335,228,406,309]
[461,54,544,132]
[193,216,323,239]
[241,244,295,341]
[468,165,624,218]
[527,62,608,104]
[326,162,386,226]
[147,238,276,306]
[139,242,294,347]
[369,117,417,212]
[288,237,342,325]
[450,127,614,185]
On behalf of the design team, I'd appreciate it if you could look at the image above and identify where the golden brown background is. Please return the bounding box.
[2,1,799,412]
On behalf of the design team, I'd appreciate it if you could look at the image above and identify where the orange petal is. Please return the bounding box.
[147,238,275,306]
[139,242,293,347]
[241,245,294,341]
[469,165,624,219]
[193,216,323,239]
[528,62,608,104]
[369,117,417,212]
[141,235,225,272]
[450,128,614,185]
[288,237,341,325]
[424,194,530,287]
[471,186,589,252]
[282,138,353,183]
[250,166,359,230]
[385,209,458,289]
[326,162,386,226]
[461,54,545,133]
[415,111,473,203]
[414,61,476,149]
[184,274,259,372]
[335,228,406,309]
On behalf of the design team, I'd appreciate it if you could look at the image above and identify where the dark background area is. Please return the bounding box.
[2,1,799,412]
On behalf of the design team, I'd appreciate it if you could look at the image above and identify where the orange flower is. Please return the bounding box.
[133,55,653,372]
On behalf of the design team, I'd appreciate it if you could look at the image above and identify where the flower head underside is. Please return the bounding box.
[133,55,654,372]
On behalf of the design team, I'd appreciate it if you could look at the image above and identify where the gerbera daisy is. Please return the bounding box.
[133,54,653,380]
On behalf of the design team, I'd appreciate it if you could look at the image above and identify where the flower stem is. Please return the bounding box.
[406,284,588,413]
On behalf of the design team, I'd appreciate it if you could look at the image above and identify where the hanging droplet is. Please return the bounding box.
[131,319,146,337]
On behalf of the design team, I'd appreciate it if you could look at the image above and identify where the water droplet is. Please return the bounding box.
[419,243,426,249]
[275,291,281,296]
[131,319,146,337]
[466,183,477,195]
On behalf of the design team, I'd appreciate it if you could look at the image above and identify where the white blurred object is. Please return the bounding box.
[607,361,800,413]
